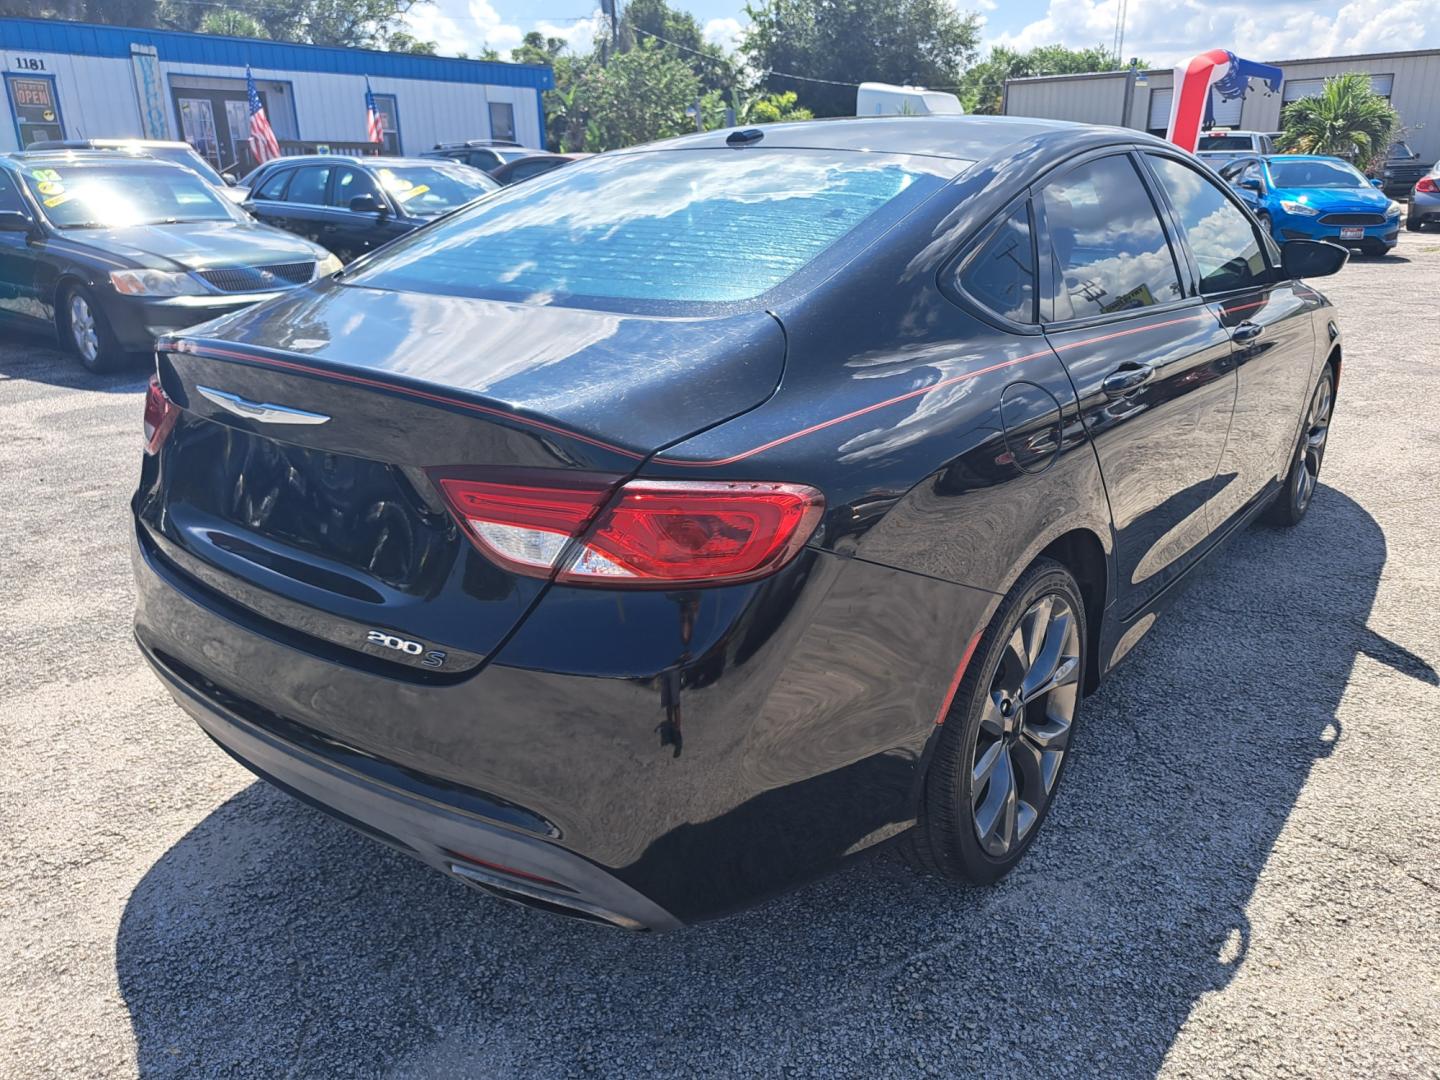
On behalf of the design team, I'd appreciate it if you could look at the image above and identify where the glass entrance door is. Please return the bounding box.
[177,97,221,170]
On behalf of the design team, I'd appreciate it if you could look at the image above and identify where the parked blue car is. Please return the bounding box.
[1217,154,1402,256]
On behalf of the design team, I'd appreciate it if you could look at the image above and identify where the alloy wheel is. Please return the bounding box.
[1296,377,1333,511]
[970,593,1081,857]
[68,294,99,365]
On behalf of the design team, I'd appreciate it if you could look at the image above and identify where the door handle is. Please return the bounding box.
[1101,361,1155,399]
[1232,321,1264,343]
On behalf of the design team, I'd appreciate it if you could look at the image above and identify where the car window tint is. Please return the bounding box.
[0,169,24,213]
[285,165,331,205]
[1146,154,1268,294]
[958,203,1034,323]
[1042,155,1183,321]
[344,148,960,308]
[330,166,382,208]
[468,150,499,170]
[254,168,291,201]
[509,160,555,181]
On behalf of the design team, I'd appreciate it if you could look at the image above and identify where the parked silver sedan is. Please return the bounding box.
[1408,164,1439,230]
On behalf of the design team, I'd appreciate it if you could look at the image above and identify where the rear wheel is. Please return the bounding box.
[906,559,1085,884]
[1406,208,1424,231]
[59,285,125,374]
[1264,367,1334,527]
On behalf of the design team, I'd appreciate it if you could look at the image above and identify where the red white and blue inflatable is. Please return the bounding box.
[1165,49,1284,153]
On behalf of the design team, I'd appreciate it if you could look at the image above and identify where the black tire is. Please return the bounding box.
[905,558,1086,884]
[1264,366,1334,527]
[1406,211,1424,232]
[58,284,125,374]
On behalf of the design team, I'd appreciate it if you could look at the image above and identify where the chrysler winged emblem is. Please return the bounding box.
[196,385,331,425]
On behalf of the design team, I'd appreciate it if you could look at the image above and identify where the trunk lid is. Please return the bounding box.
[136,281,785,672]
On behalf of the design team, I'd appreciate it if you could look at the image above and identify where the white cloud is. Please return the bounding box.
[402,0,523,57]
[992,0,1438,66]
[535,9,606,54]
[703,17,746,53]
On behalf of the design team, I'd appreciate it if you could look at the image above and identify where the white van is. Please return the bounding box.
[855,82,964,117]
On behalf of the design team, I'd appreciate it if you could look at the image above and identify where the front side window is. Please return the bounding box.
[1146,154,1269,294]
[19,163,238,228]
[285,165,331,205]
[344,148,960,309]
[0,168,26,213]
[957,203,1034,323]
[1041,154,1183,321]
[330,166,383,209]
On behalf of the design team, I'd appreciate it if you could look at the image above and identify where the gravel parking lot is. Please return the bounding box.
[3,231,1439,1079]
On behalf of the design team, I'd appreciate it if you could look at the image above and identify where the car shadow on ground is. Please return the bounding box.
[116,486,1422,1077]
[0,332,150,392]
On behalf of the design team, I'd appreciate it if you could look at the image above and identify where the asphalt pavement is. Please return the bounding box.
[1,232,1438,1078]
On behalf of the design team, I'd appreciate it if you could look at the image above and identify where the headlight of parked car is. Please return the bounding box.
[109,269,208,297]
[313,253,343,279]
[1386,200,1402,218]
[1279,200,1318,217]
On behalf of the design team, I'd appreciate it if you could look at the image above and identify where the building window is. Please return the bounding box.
[5,73,66,147]
[1283,74,1393,103]
[371,92,401,155]
[489,101,516,143]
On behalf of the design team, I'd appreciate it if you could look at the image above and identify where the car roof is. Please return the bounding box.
[628,115,1150,162]
[28,138,196,150]
[255,154,464,169]
[1,150,192,169]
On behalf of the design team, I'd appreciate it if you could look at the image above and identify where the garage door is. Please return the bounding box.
[1210,91,1243,127]
[1146,86,1243,132]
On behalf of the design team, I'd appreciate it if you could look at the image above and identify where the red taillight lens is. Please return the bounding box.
[1417,176,1439,194]
[433,474,824,587]
[143,374,179,455]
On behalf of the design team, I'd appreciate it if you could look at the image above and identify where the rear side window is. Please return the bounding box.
[285,165,331,205]
[957,203,1035,323]
[254,168,291,201]
[345,149,960,308]
[1042,155,1183,321]
[1145,154,1268,294]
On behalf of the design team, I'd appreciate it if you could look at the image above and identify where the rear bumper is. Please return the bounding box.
[104,291,289,351]
[138,636,681,930]
[132,509,993,925]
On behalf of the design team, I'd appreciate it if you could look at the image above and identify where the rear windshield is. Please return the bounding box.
[373,163,498,217]
[343,148,959,308]
[1269,160,1368,189]
[1199,135,1254,151]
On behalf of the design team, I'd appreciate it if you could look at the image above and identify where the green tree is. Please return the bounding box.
[620,0,733,93]
[383,30,437,54]
[157,0,428,49]
[198,10,270,38]
[742,0,981,117]
[1279,73,1400,170]
[960,44,1127,115]
[576,40,701,151]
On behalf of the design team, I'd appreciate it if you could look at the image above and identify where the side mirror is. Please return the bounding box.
[222,172,237,185]
[0,209,35,234]
[349,193,384,215]
[1282,239,1348,280]
[1238,177,1263,193]
[1370,178,1384,188]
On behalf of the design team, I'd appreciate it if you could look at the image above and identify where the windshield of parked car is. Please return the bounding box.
[344,149,961,308]
[1269,160,1369,188]
[373,163,498,217]
[147,146,227,186]
[20,162,239,228]
[1199,135,1255,151]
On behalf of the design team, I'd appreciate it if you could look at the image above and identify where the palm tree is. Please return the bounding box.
[1279,73,1399,170]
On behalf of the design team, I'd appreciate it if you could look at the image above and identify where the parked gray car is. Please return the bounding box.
[1408,165,1439,231]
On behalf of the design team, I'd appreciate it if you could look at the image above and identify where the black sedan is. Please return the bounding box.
[0,151,338,373]
[489,152,589,186]
[133,117,1345,930]
[241,155,498,263]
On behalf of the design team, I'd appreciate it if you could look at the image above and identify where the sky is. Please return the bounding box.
[403,0,1439,69]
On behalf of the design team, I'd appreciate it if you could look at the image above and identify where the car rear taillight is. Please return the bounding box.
[143,375,179,455]
[432,473,824,587]
[1417,176,1439,194]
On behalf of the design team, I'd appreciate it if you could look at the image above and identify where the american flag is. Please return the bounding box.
[365,77,385,144]
[246,66,280,164]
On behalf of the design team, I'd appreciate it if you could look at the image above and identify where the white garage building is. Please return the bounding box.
[0,17,553,174]
[1003,48,1440,165]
